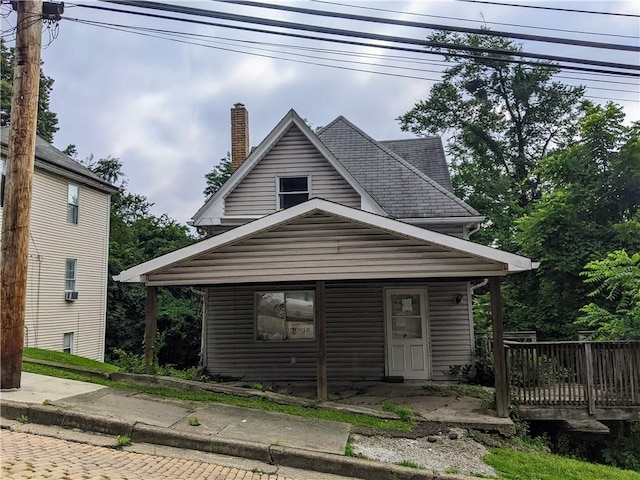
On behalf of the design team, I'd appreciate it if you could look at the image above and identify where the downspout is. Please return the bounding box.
[464,222,481,239]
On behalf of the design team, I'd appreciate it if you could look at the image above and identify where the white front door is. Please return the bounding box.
[385,288,431,380]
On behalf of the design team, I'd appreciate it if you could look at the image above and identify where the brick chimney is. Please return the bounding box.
[231,103,249,172]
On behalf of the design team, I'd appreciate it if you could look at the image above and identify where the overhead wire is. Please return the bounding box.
[309,0,637,39]
[73,2,640,78]
[63,16,639,102]
[67,16,640,89]
[454,0,640,18]
[214,0,639,52]
[64,16,446,82]
[94,0,639,72]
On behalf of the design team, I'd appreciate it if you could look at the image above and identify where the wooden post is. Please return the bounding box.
[584,342,596,415]
[144,286,158,374]
[0,0,43,390]
[490,277,509,418]
[316,280,327,401]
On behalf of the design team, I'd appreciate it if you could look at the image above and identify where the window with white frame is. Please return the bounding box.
[63,332,74,354]
[67,183,79,224]
[65,258,77,292]
[255,291,315,341]
[277,176,309,209]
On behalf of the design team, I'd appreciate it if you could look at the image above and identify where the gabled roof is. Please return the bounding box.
[0,127,117,194]
[191,110,386,225]
[116,198,536,284]
[317,117,479,219]
[380,137,454,193]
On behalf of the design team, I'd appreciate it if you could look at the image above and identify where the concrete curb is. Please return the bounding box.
[1,400,470,480]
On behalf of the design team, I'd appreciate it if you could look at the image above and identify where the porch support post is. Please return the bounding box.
[316,280,327,401]
[490,277,509,418]
[144,285,158,374]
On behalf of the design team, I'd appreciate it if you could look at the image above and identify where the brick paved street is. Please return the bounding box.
[1,430,294,480]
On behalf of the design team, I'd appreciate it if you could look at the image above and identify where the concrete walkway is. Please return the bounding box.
[0,373,472,480]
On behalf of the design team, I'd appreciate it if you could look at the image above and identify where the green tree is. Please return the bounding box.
[1,39,59,142]
[576,251,640,340]
[512,103,640,338]
[398,31,584,250]
[203,152,232,197]
[84,156,201,367]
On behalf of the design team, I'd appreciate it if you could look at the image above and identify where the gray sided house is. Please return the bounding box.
[116,105,536,402]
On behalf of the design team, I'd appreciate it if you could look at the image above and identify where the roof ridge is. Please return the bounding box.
[379,137,440,143]
[327,118,479,217]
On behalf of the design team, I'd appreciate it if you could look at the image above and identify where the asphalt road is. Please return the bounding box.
[0,426,356,480]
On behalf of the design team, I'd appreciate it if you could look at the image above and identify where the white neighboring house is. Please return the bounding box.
[1,127,117,361]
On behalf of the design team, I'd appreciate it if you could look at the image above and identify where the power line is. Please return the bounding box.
[454,0,640,18]
[309,0,637,40]
[85,1,639,76]
[67,15,640,88]
[64,17,446,82]
[216,0,639,52]
[63,16,640,102]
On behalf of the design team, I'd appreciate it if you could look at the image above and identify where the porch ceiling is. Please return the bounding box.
[115,199,537,286]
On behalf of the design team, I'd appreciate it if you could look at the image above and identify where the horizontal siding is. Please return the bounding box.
[205,280,472,382]
[15,169,110,361]
[427,282,473,380]
[206,283,317,381]
[224,125,361,216]
[149,213,504,285]
[326,283,385,380]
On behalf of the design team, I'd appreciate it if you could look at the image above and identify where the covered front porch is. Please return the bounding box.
[115,199,537,417]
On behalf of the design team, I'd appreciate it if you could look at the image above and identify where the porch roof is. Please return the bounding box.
[114,199,538,286]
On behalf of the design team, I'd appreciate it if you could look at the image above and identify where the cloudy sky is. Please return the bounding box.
[2,0,639,226]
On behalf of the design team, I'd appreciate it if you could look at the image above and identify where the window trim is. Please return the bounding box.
[63,332,74,354]
[275,175,311,210]
[67,183,79,224]
[255,290,315,342]
[65,258,77,292]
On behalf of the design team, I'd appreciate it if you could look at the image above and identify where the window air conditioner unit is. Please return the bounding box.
[65,291,79,302]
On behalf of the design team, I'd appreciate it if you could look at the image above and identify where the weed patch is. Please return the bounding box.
[484,448,640,480]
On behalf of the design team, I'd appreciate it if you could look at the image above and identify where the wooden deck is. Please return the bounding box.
[507,341,640,420]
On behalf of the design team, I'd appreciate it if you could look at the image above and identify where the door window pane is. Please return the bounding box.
[391,294,422,339]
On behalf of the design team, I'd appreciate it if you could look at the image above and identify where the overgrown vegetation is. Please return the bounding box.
[115,435,131,448]
[109,349,198,379]
[22,347,120,373]
[395,460,425,470]
[381,402,414,422]
[484,448,640,480]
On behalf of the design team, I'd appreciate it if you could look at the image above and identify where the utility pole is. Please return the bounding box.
[1,0,43,390]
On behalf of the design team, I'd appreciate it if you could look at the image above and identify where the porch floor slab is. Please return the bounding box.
[312,381,515,436]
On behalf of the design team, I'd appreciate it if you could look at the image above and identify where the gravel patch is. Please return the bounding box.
[350,428,497,478]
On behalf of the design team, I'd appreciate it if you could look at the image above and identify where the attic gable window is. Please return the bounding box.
[277,176,309,209]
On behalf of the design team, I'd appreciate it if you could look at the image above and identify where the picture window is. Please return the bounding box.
[255,291,315,341]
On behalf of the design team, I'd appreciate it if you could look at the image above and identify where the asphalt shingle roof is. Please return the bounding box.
[317,117,479,219]
[1,127,117,194]
[379,138,454,193]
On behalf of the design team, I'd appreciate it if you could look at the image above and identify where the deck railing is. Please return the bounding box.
[507,341,640,414]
